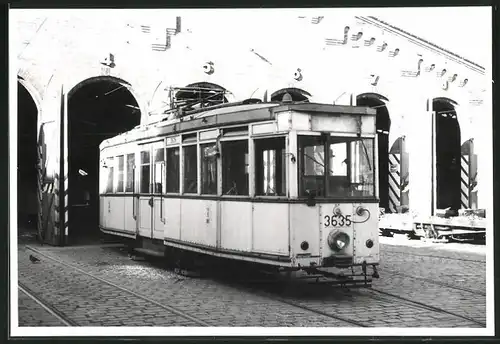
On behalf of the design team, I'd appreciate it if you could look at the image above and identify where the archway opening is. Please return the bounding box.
[17,81,39,233]
[68,78,141,242]
[270,87,311,102]
[173,82,228,111]
[356,94,391,212]
[433,98,461,211]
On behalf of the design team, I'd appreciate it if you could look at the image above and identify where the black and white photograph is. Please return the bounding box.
[10,6,493,337]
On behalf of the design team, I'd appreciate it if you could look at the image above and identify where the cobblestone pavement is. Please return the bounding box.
[17,235,487,328]
[18,287,67,326]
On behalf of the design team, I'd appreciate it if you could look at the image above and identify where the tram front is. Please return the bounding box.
[276,104,379,285]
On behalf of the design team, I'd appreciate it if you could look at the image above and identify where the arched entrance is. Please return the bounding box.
[356,93,392,212]
[433,98,461,211]
[67,77,141,242]
[17,81,39,233]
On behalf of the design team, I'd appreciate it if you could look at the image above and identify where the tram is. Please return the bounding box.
[99,96,380,286]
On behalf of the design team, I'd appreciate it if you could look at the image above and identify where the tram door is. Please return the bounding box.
[151,141,166,239]
[137,143,154,238]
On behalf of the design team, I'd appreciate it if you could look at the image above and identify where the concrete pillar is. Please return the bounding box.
[471,102,491,213]
[407,97,433,218]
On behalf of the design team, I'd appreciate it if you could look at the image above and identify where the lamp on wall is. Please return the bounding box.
[376,42,387,52]
[389,48,399,57]
[203,61,214,75]
[437,68,447,78]
[364,37,376,46]
[294,68,303,81]
[100,53,115,68]
[424,63,435,72]
[370,74,380,86]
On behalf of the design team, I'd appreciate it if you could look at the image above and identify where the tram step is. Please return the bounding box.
[134,247,165,258]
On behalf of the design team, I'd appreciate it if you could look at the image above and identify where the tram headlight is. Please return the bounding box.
[327,231,350,251]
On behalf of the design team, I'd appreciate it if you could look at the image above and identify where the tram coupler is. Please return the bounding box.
[372,264,379,279]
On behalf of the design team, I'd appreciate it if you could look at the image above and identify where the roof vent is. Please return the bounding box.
[282,92,293,103]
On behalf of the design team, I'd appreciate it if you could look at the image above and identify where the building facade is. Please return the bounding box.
[14,12,489,245]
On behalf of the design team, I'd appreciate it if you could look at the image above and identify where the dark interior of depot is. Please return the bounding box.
[68,79,140,241]
[433,99,461,212]
[356,94,391,213]
[18,82,38,232]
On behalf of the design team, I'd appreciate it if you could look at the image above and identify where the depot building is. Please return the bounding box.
[14,11,489,245]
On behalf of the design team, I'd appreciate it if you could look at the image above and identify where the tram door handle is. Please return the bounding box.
[148,197,154,207]
[161,163,165,224]
[160,195,165,224]
[132,167,137,220]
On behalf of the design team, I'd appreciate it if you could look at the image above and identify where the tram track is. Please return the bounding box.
[22,245,485,328]
[383,250,485,263]
[383,269,486,296]
[19,282,78,327]
[365,288,486,327]
[25,246,209,327]
[26,245,367,328]
[108,247,371,327]
[129,248,486,328]
[229,280,370,328]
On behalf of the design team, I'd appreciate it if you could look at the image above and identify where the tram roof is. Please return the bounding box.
[100,102,376,149]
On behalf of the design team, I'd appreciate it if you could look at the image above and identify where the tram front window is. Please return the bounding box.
[298,135,375,198]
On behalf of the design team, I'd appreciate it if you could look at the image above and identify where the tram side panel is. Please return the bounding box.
[289,203,321,261]
[180,198,217,248]
[251,202,290,256]
[164,198,181,240]
[124,196,136,235]
[99,196,106,228]
[219,201,252,252]
[104,196,126,233]
[351,202,379,265]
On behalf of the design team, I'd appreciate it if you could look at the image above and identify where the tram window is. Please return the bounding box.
[201,143,218,195]
[298,136,326,197]
[140,150,150,194]
[106,157,114,193]
[298,135,375,198]
[347,138,374,197]
[116,155,125,192]
[125,153,134,192]
[166,147,180,193]
[255,138,286,196]
[222,140,248,195]
[329,143,347,176]
[183,145,198,194]
[154,148,165,193]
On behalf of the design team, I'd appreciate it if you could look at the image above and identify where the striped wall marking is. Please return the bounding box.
[37,144,43,237]
[388,153,401,213]
[62,90,69,239]
[62,159,68,237]
[53,172,60,236]
[461,154,470,209]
